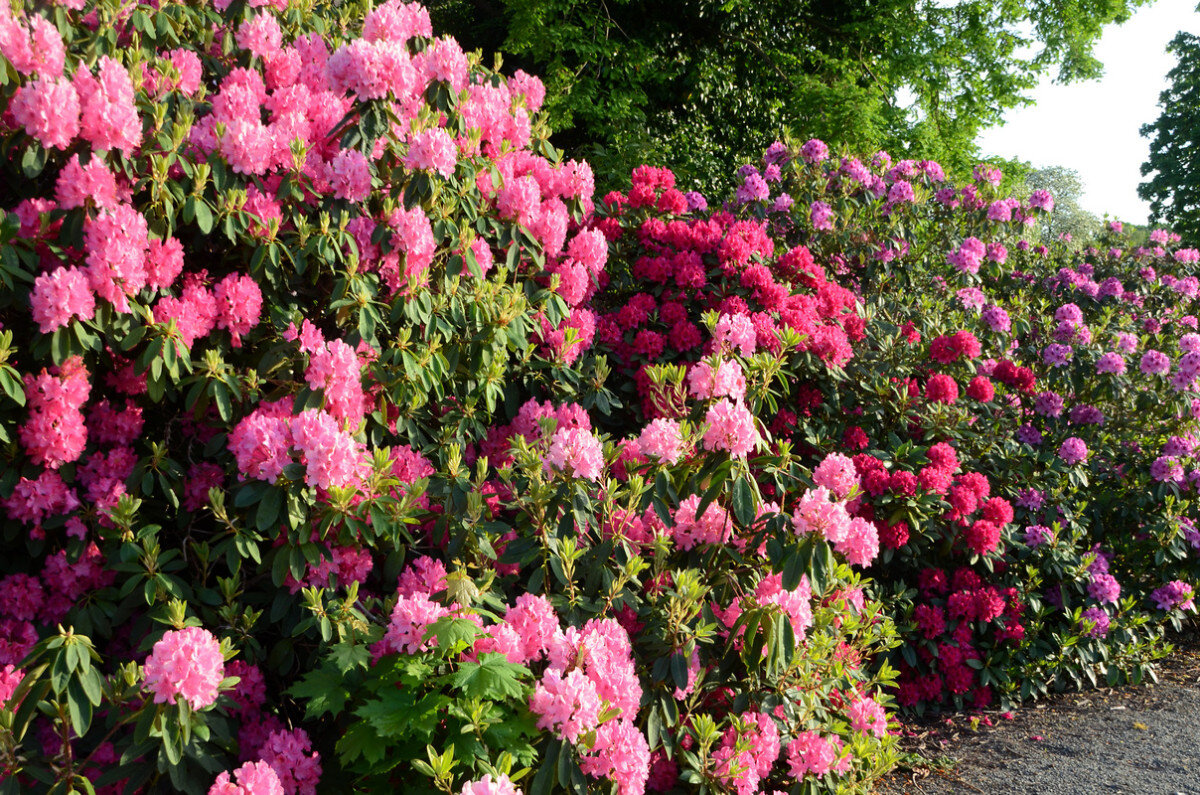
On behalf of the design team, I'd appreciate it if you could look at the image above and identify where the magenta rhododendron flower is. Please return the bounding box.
[1150,580,1195,612]
[1058,437,1088,466]
[143,627,225,710]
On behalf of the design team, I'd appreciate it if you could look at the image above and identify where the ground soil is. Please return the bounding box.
[875,634,1200,795]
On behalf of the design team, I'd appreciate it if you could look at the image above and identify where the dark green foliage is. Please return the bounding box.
[433,0,1151,192]
[1141,31,1200,244]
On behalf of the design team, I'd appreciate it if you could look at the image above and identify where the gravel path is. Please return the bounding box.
[876,638,1200,795]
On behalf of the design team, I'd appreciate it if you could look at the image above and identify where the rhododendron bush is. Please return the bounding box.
[0,1,901,794]
[2,1,1198,794]
[705,145,1200,707]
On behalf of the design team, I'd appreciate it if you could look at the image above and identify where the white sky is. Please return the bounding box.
[977,0,1200,225]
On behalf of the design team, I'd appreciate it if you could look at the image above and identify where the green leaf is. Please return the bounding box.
[288,667,351,719]
[730,476,755,527]
[446,653,528,700]
[355,688,446,740]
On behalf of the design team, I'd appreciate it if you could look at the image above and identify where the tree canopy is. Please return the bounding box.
[432,0,1152,191]
[1141,31,1200,244]
[1023,165,1101,245]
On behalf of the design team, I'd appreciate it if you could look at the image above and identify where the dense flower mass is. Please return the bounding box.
[143,627,225,710]
[1,3,1199,792]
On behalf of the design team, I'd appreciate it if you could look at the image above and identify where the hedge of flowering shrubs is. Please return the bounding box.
[0,1,903,794]
[0,2,1196,795]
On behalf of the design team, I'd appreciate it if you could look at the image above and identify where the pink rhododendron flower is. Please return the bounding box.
[330,148,373,202]
[143,627,225,710]
[237,14,283,59]
[713,312,757,357]
[214,272,264,347]
[672,493,732,549]
[638,418,684,464]
[209,761,283,795]
[11,76,80,149]
[1058,437,1088,466]
[376,593,449,656]
[755,573,813,641]
[404,127,457,177]
[84,204,150,313]
[74,56,143,155]
[786,731,840,778]
[529,668,601,743]
[545,426,604,480]
[19,357,90,470]
[1151,580,1195,612]
[702,398,758,458]
[30,266,95,333]
[578,719,651,795]
[259,727,322,795]
[812,452,858,499]
[459,774,521,795]
[792,487,851,544]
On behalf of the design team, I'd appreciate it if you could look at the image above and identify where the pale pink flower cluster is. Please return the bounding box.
[754,573,813,641]
[213,273,264,348]
[811,452,858,499]
[837,517,880,566]
[237,14,283,60]
[791,486,850,544]
[688,359,746,401]
[257,727,322,795]
[11,76,80,149]
[304,337,368,425]
[459,774,522,795]
[55,154,119,210]
[672,493,732,550]
[30,266,95,333]
[403,127,457,177]
[717,711,780,792]
[227,404,363,490]
[947,236,985,274]
[385,204,437,290]
[209,761,283,795]
[785,731,850,779]
[74,55,143,155]
[538,306,596,365]
[544,426,605,480]
[142,627,225,710]
[578,719,651,795]
[376,593,449,655]
[713,313,757,357]
[84,204,150,312]
[847,696,888,737]
[546,618,642,718]
[638,418,684,464]
[530,668,602,742]
[702,398,758,458]
[330,148,372,202]
[0,6,66,78]
[363,0,433,43]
